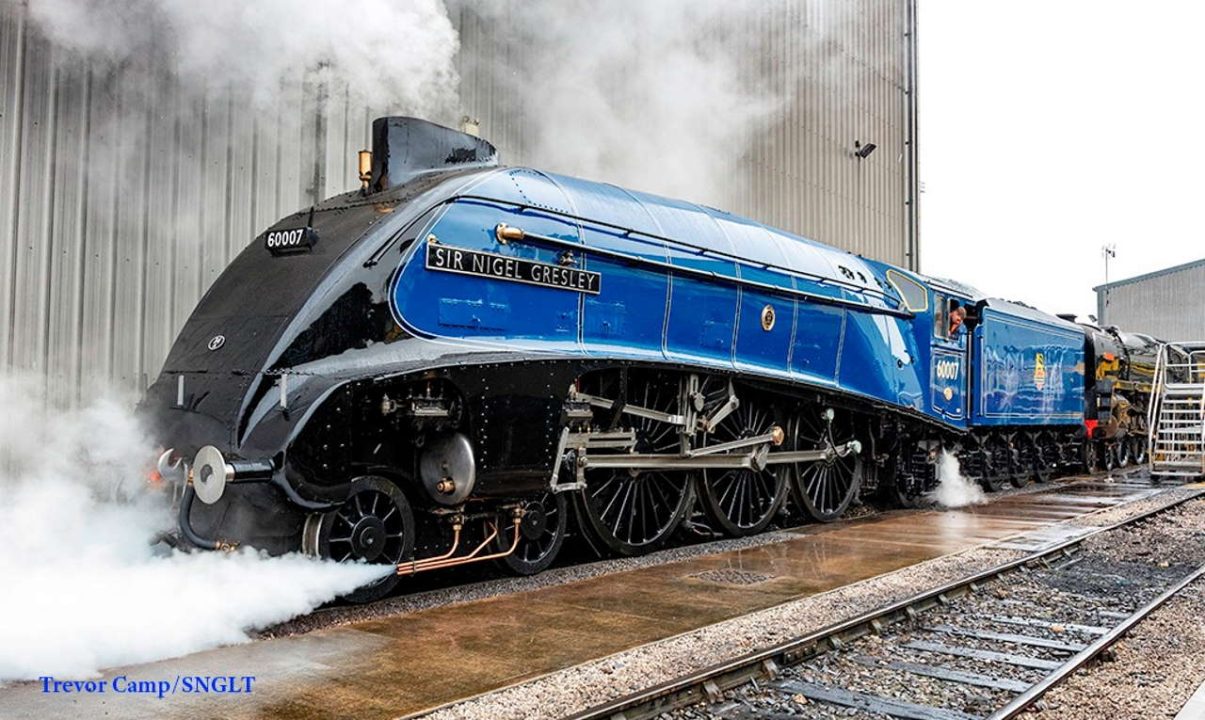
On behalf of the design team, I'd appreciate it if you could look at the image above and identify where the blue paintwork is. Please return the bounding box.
[971,304,1086,426]
[390,167,1087,432]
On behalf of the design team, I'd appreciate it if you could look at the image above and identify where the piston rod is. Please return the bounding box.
[577,440,861,472]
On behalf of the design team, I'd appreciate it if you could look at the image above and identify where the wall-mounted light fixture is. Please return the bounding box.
[853,140,877,159]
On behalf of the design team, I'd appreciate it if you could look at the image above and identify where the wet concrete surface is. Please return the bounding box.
[0,476,1170,720]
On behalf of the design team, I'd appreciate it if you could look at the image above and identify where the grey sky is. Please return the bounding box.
[919,1,1203,320]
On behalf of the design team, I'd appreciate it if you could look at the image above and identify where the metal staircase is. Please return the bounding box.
[1148,341,1205,479]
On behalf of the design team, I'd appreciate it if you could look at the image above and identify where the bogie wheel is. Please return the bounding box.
[697,395,791,535]
[495,491,568,575]
[1100,442,1117,472]
[1081,440,1098,473]
[578,378,696,556]
[303,476,415,603]
[787,409,864,521]
[1115,438,1133,468]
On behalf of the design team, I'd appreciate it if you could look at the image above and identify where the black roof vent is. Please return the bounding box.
[368,117,497,192]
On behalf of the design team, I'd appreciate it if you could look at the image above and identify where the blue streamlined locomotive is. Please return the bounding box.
[144,118,1157,601]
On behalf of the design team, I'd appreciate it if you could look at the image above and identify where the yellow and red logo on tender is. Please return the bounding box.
[1034,352,1047,390]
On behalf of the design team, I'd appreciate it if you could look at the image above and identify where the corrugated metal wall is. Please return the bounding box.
[0,0,915,401]
[1097,261,1205,342]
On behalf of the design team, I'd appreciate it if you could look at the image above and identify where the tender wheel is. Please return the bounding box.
[787,409,863,521]
[1033,433,1055,483]
[697,396,790,535]
[496,492,568,575]
[1115,438,1133,468]
[978,440,1007,492]
[578,380,695,556]
[304,476,415,603]
[1009,439,1029,488]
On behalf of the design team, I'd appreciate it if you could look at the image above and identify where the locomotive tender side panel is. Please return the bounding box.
[971,304,1086,426]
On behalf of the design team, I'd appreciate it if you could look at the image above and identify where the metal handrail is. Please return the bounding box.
[1147,343,1166,472]
[1149,342,1205,476]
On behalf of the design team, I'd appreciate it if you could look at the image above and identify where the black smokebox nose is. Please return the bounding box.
[368,116,498,192]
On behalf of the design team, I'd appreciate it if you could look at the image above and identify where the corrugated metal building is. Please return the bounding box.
[1095,258,1205,342]
[1,0,918,401]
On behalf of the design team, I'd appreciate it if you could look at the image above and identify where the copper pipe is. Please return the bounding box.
[397,518,522,576]
[414,520,521,573]
[399,522,497,575]
[403,523,462,573]
[406,522,500,573]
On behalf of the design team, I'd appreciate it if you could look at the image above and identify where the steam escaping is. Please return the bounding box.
[0,377,389,682]
[25,0,461,116]
[21,0,831,212]
[465,0,792,207]
[932,450,986,508]
[26,0,818,208]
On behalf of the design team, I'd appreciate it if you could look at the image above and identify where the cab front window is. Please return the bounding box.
[886,269,929,313]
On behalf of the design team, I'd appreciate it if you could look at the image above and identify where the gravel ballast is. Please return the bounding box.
[657,496,1205,720]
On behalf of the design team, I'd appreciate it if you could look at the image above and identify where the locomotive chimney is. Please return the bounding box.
[366,116,498,194]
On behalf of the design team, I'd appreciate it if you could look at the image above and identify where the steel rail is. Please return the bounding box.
[989,560,1205,719]
[567,485,1205,720]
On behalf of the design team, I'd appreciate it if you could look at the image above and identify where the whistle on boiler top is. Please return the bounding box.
[358,149,373,191]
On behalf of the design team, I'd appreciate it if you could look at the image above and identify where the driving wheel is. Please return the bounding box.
[787,409,863,521]
[578,378,695,556]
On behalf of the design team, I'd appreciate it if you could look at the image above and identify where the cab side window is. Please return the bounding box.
[934,295,967,342]
[934,293,949,339]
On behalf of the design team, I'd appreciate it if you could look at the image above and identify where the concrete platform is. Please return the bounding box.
[1177,677,1205,719]
[0,477,1164,720]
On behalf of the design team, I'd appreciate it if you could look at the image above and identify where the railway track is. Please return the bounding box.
[568,485,1205,720]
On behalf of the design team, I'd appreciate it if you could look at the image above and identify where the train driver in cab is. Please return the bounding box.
[948,304,967,337]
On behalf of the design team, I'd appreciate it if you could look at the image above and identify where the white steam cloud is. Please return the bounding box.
[26,0,461,115]
[932,449,986,508]
[466,0,787,206]
[22,0,825,209]
[0,377,388,682]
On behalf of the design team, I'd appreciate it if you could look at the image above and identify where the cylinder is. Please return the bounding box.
[419,433,477,505]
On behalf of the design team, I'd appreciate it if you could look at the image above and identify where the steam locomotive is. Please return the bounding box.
[143,117,1159,601]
